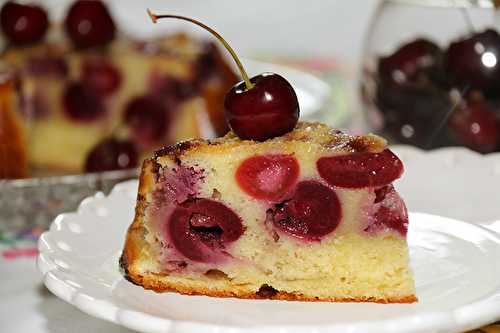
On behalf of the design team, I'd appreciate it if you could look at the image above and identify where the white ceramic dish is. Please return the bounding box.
[37,147,500,333]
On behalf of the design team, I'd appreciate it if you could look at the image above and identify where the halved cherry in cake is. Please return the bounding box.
[365,185,408,236]
[62,81,105,121]
[168,199,244,262]
[124,95,168,145]
[317,149,403,188]
[271,180,341,241]
[82,58,122,96]
[236,154,299,201]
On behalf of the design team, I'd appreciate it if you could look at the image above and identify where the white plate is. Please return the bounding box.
[37,147,500,333]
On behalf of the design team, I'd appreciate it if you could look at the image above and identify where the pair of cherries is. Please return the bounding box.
[1,0,115,48]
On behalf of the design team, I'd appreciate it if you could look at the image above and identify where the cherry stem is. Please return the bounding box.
[147,9,253,90]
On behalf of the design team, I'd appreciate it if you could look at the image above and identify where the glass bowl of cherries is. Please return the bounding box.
[361,0,500,153]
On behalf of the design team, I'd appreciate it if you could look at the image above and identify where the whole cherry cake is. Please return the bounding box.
[0,0,237,177]
[121,11,416,303]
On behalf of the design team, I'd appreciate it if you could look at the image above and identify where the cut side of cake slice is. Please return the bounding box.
[121,122,417,303]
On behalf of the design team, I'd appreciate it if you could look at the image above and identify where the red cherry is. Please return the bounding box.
[147,12,299,141]
[236,154,299,201]
[85,138,138,172]
[0,2,48,45]
[448,101,499,153]
[224,73,299,141]
[124,95,169,145]
[168,199,244,262]
[81,58,121,96]
[379,39,441,85]
[64,0,116,49]
[62,81,105,122]
[365,185,408,236]
[271,181,341,241]
[27,55,68,78]
[445,29,500,90]
[317,149,403,189]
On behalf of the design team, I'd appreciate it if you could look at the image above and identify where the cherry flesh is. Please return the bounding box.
[448,101,499,153]
[81,58,122,96]
[317,149,403,188]
[445,29,500,91]
[124,95,168,145]
[236,154,299,201]
[27,55,68,78]
[271,180,341,241]
[365,185,408,236]
[85,137,138,172]
[378,39,442,85]
[62,81,105,122]
[64,0,116,49]
[0,2,48,45]
[168,199,244,262]
[225,73,299,141]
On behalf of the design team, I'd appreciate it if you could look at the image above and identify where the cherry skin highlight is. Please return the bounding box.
[85,138,138,172]
[64,0,116,49]
[271,180,341,241]
[317,149,404,188]
[0,2,48,45]
[168,199,244,263]
[236,154,299,201]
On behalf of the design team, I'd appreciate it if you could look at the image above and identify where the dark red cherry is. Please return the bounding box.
[379,39,441,85]
[0,2,48,45]
[149,73,196,105]
[445,29,500,90]
[81,58,121,96]
[271,181,341,241]
[124,96,168,145]
[62,81,105,122]
[317,149,404,188]
[85,138,138,172]
[225,73,299,141]
[146,13,299,141]
[448,101,499,153]
[236,154,299,201]
[27,55,68,78]
[64,0,116,49]
[168,199,244,262]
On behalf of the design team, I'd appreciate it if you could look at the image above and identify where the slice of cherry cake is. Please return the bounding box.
[120,122,417,303]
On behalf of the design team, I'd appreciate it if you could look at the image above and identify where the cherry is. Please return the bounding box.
[85,138,138,172]
[271,181,341,241]
[64,0,116,49]
[0,2,48,45]
[62,81,105,121]
[149,74,195,106]
[124,95,168,145]
[27,55,68,78]
[445,29,500,90]
[236,154,299,201]
[81,58,121,96]
[317,149,403,188]
[448,101,499,153]
[365,185,408,236]
[379,39,442,85]
[168,199,244,262]
[148,10,299,141]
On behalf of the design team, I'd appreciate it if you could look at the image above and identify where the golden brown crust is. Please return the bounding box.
[120,267,417,303]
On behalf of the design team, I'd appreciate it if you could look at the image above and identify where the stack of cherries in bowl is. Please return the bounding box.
[368,28,500,153]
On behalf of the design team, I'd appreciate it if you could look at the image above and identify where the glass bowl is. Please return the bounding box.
[361,0,500,153]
